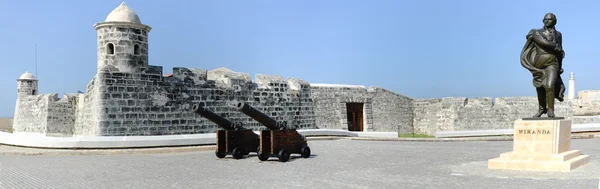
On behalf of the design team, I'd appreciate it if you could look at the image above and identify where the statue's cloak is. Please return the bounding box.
[520,30,565,100]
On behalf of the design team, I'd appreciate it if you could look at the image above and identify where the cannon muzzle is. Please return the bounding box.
[235,102,287,130]
[192,103,239,130]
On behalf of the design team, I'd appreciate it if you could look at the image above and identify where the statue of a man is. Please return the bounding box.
[520,13,566,118]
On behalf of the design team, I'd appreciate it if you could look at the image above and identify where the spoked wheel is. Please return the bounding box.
[215,151,226,158]
[277,149,291,162]
[232,147,245,159]
[300,146,311,158]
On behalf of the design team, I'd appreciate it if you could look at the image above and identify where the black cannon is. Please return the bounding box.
[192,103,260,159]
[235,102,311,162]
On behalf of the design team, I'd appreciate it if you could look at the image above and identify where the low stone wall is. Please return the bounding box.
[369,87,413,133]
[412,96,600,135]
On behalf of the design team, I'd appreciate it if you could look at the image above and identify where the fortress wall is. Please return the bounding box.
[13,92,80,136]
[46,94,78,136]
[14,65,600,137]
[253,75,316,129]
[89,66,317,136]
[368,87,413,132]
[310,84,372,130]
[572,98,600,116]
[412,97,466,135]
[412,98,443,135]
[413,96,578,135]
[73,76,105,136]
[12,94,52,134]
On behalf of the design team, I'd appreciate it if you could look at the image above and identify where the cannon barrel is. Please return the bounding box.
[235,102,284,130]
[192,103,237,130]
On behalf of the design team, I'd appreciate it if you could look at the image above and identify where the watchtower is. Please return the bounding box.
[16,71,38,98]
[93,2,152,73]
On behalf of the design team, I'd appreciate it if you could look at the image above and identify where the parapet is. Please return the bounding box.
[367,86,413,99]
[464,97,494,107]
[172,67,208,85]
[287,78,310,91]
[310,83,367,91]
[255,74,286,89]
[494,96,538,106]
[207,67,252,88]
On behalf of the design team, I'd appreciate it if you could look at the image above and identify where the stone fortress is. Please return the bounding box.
[11,2,600,137]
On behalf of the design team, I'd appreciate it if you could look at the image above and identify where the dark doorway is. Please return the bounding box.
[346,103,364,131]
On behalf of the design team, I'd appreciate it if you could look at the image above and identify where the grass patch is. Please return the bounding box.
[398,133,435,138]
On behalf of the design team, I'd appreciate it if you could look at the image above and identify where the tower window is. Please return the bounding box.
[107,43,115,55]
[32,89,36,95]
[134,44,140,55]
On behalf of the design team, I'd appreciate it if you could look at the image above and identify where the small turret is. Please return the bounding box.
[16,71,38,97]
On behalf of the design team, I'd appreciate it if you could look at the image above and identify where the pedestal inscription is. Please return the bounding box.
[488,119,590,172]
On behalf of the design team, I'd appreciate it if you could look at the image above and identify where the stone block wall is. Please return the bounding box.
[46,94,78,136]
[413,96,577,135]
[80,66,317,136]
[73,76,104,136]
[368,87,413,132]
[308,84,413,132]
[310,84,372,130]
[12,94,51,134]
[96,25,150,72]
[13,65,600,137]
[12,93,78,135]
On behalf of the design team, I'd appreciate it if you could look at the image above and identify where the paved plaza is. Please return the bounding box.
[0,138,599,189]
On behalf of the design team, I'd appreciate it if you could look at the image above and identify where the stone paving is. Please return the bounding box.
[0,139,598,189]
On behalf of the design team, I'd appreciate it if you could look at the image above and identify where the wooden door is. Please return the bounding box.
[346,103,364,131]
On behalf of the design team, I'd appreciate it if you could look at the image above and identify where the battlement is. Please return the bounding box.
[310,83,367,91]
[367,86,413,99]
[172,67,208,85]
[287,78,310,91]
[157,67,313,93]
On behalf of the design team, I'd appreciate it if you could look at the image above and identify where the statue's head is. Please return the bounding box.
[543,13,557,27]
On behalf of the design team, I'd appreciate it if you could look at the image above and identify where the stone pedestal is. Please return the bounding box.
[488,119,590,172]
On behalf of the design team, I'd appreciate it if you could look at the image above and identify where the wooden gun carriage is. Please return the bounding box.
[235,102,311,162]
[192,103,260,159]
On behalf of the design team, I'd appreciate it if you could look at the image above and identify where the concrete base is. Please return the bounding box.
[488,119,590,172]
[488,150,590,172]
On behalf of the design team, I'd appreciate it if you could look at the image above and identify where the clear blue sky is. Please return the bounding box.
[0,0,598,117]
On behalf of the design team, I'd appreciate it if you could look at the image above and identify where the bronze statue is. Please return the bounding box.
[520,13,566,118]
